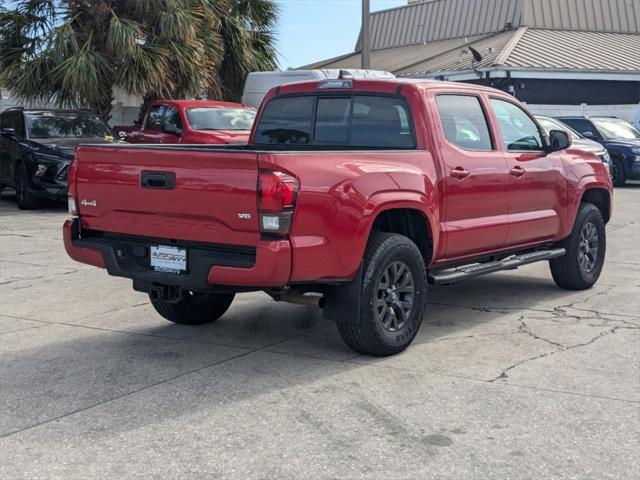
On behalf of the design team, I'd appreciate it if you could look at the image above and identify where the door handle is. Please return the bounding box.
[141,170,175,190]
[510,165,526,177]
[451,167,470,179]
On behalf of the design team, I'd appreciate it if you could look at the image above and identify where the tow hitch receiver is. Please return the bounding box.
[148,285,184,303]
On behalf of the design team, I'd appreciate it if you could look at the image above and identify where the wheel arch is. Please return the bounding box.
[580,187,611,224]
[360,194,437,265]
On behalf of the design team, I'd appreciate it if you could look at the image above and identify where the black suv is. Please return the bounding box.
[0,108,115,209]
[556,116,640,187]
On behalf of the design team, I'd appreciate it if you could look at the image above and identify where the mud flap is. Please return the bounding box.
[323,264,362,324]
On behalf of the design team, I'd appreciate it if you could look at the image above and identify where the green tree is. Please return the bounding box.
[0,0,278,121]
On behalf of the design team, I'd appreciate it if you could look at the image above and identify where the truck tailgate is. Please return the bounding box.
[75,146,260,246]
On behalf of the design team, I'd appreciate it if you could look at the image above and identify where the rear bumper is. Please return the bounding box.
[63,218,291,289]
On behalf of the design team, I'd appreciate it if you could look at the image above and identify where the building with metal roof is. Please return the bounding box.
[302,0,640,118]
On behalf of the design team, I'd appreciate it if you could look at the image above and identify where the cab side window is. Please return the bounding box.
[435,95,493,151]
[164,106,182,129]
[145,105,165,130]
[490,99,543,151]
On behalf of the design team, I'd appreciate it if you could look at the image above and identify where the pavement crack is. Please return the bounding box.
[517,316,565,348]
[489,326,621,383]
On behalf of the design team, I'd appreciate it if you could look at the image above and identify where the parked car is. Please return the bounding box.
[124,100,256,145]
[556,116,640,186]
[535,115,611,168]
[633,105,640,130]
[242,69,395,108]
[0,108,115,209]
[64,79,611,356]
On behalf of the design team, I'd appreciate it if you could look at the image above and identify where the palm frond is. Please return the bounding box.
[50,33,112,107]
[106,11,143,58]
[114,43,171,97]
[1,0,279,117]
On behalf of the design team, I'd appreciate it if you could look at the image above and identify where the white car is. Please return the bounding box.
[241,69,395,108]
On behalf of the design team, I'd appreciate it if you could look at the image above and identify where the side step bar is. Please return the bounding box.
[429,248,566,285]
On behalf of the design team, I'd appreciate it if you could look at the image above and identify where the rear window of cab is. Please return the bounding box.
[254,94,415,149]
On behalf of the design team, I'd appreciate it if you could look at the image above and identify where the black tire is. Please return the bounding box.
[336,232,427,357]
[150,291,235,325]
[15,162,41,210]
[610,157,626,187]
[550,203,606,290]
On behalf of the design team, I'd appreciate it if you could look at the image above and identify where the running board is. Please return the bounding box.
[429,248,566,285]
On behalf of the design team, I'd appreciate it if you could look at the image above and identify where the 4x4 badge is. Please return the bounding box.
[80,199,97,207]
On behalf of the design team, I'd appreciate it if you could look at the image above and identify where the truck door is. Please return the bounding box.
[160,105,184,144]
[488,98,564,246]
[138,104,166,144]
[430,92,510,259]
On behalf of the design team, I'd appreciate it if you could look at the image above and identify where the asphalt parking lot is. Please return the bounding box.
[0,186,638,480]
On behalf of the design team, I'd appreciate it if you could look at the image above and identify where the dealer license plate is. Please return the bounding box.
[150,245,187,273]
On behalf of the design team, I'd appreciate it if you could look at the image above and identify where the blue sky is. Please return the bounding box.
[275,0,406,69]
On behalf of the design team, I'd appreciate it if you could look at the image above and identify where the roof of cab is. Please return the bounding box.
[274,78,508,96]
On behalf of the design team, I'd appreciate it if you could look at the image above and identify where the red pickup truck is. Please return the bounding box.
[64,79,612,356]
[123,100,256,144]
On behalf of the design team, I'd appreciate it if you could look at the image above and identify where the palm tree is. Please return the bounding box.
[0,0,278,121]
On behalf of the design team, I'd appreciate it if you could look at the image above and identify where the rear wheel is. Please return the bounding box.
[610,157,626,187]
[150,291,235,325]
[549,203,606,290]
[15,162,41,210]
[336,232,427,356]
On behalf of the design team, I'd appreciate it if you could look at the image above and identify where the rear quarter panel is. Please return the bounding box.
[261,150,440,282]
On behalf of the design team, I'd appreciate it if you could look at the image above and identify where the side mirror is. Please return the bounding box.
[162,123,181,136]
[117,131,127,140]
[1,127,17,139]
[547,130,571,152]
[582,131,595,139]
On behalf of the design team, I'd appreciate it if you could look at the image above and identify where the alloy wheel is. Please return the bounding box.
[578,221,599,273]
[375,261,415,332]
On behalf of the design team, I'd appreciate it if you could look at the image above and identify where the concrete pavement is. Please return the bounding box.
[1,186,638,479]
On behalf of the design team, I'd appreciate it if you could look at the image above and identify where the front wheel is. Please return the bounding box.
[336,232,427,356]
[610,157,626,187]
[549,203,606,290]
[15,162,41,210]
[150,291,235,325]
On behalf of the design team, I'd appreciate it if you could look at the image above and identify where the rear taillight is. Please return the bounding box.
[258,170,298,235]
[67,159,78,216]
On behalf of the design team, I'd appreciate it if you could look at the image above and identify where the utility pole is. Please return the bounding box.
[361,0,370,69]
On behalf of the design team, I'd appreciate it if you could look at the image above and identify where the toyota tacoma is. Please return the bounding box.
[64,79,612,356]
